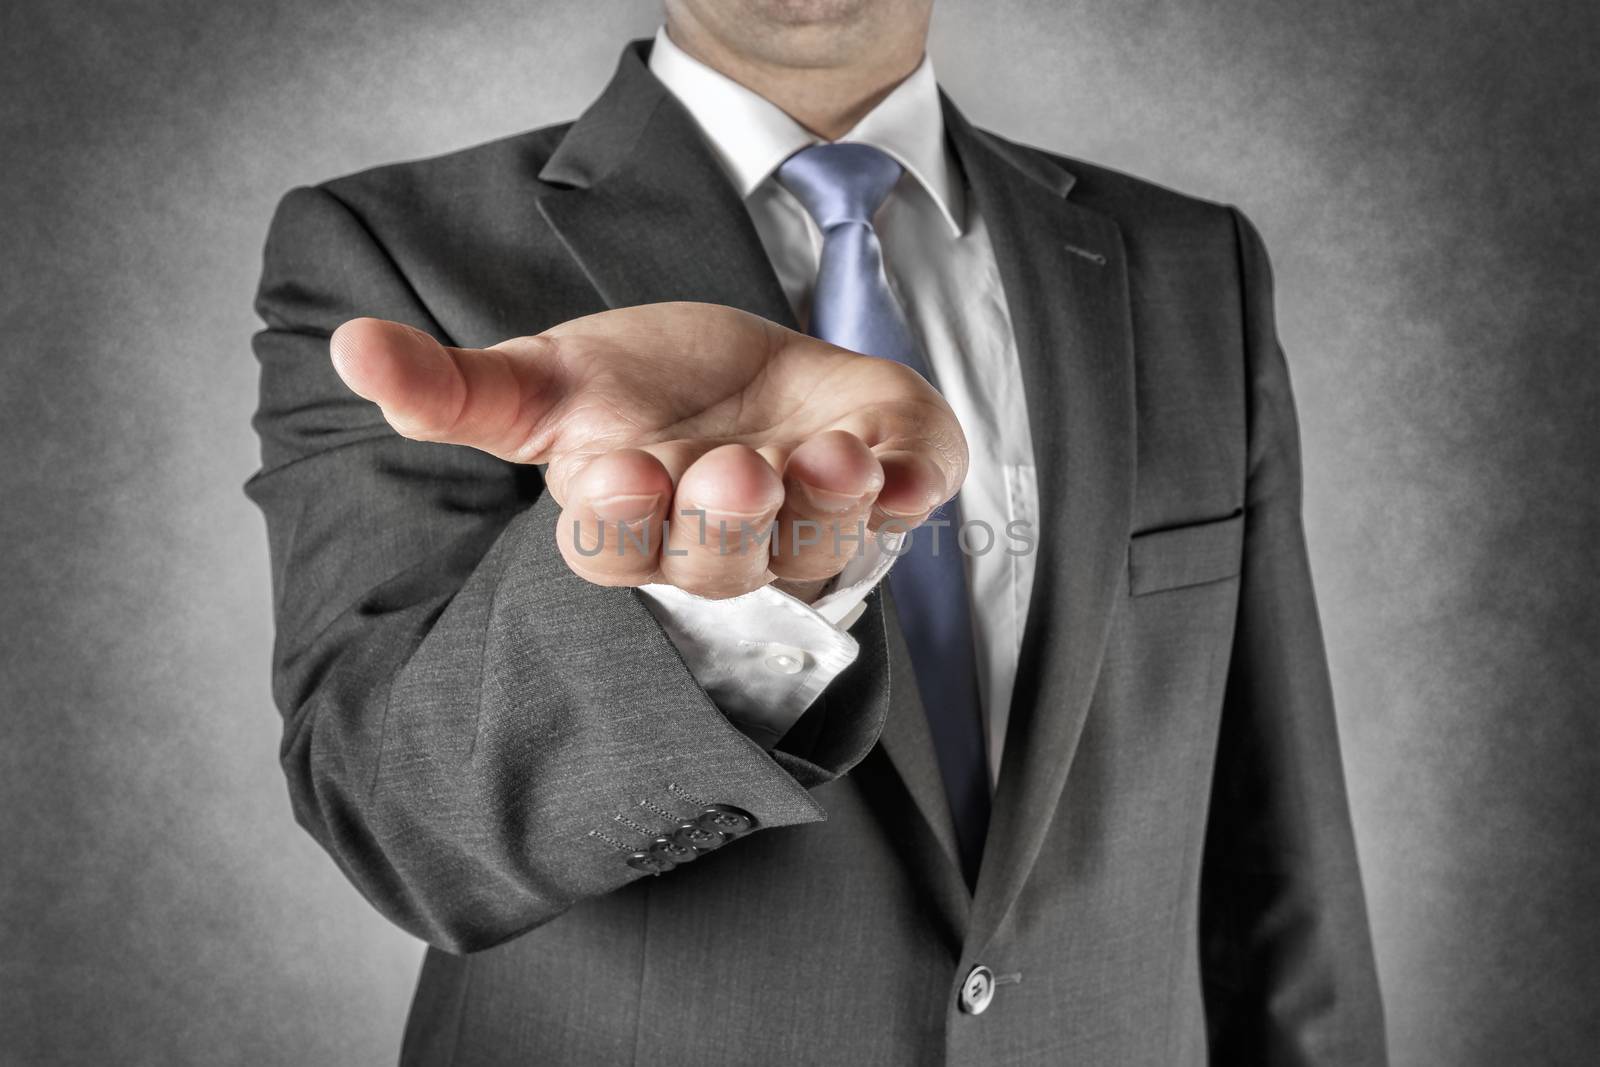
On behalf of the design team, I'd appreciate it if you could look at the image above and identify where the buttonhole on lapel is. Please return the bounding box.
[1064,243,1107,266]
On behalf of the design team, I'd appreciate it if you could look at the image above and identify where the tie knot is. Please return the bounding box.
[777,143,904,231]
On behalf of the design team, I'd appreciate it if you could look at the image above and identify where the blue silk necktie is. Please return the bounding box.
[777,143,990,886]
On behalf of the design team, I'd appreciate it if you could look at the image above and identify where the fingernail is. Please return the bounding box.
[592,493,661,523]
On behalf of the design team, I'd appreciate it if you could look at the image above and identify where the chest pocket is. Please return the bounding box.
[1128,509,1245,596]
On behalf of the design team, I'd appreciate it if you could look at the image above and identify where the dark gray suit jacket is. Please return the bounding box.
[247,39,1386,1067]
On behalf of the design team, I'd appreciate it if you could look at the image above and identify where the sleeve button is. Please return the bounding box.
[695,804,757,837]
[626,851,676,875]
[672,821,727,852]
[649,836,697,864]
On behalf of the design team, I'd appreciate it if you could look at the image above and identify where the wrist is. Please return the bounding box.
[769,576,832,604]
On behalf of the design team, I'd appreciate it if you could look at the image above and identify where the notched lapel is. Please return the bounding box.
[536,42,970,910]
[943,100,1137,953]
[529,51,1136,948]
[534,43,796,328]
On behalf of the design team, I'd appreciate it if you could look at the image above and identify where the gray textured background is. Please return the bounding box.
[2,0,1596,1063]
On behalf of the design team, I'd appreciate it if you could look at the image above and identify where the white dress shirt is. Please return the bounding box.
[638,27,1039,786]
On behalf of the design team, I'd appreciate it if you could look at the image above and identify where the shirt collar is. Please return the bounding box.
[648,26,964,235]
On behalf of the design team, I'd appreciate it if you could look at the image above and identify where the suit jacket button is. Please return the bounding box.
[649,836,697,865]
[696,804,757,837]
[626,851,675,875]
[672,821,727,852]
[958,965,995,1015]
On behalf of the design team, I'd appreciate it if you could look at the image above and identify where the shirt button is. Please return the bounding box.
[764,645,807,675]
[958,965,996,1015]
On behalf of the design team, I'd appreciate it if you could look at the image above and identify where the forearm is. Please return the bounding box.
[248,185,893,952]
[1198,208,1386,1063]
[266,476,836,952]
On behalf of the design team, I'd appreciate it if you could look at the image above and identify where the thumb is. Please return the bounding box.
[330,318,561,462]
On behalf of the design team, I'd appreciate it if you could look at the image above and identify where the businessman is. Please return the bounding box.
[247,0,1386,1062]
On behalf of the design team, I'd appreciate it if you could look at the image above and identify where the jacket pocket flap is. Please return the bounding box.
[1129,510,1245,595]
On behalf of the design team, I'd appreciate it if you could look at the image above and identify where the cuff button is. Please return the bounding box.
[626,852,676,875]
[764,645,807,675]
[672,822,727,852]
[695,804,757,837]
[649,836,697,864]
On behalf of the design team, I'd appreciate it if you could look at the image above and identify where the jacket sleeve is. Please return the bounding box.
[245,184,890,954]
[1198,208,1388,1064]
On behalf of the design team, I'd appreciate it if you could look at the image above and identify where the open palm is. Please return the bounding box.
[331,302,967,598]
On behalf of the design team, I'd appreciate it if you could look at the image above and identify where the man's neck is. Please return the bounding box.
[661,18,925,140]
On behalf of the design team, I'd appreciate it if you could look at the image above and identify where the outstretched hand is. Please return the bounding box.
[330,302,967,600]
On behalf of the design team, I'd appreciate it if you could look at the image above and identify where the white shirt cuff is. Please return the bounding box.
[636,531,902,747]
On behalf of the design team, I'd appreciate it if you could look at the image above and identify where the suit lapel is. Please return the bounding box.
[535,42,971,910]
[531,48,1133,946]
[943,101,1137,952]
[534,43,795,328]
[877,584,970,901]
